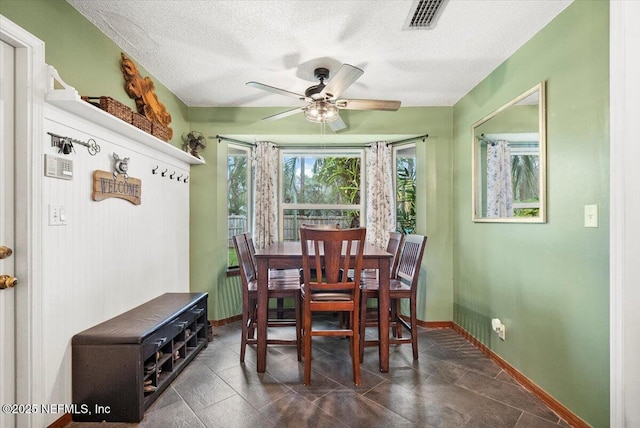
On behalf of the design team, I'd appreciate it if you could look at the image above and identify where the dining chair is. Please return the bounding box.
[357,232,403,330]
[361,231,403,281]
[233,233,302,363]
[245,232,299,318]
[300,227,366,386]
[299,223,341,282]
[359,234,427,361]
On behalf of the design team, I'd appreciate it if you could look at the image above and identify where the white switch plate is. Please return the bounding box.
[584,204,598,228]
[49,204,67,226]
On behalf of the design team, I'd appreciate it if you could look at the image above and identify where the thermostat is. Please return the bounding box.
[44,154,73,180]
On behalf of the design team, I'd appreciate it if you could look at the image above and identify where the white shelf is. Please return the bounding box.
[45,66,204,165]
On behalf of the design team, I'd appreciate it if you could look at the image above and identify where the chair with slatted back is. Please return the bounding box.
[233,233,301,363]
[245,232,299,318]
[359,234,427,361]
[361,231,403,281]
[357,232,403,331]
[300,227,366,386]
[299,223,341,281]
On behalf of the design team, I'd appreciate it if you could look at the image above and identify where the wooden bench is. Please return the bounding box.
[71,292,208,422]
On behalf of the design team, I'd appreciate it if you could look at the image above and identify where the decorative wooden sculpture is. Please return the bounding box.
[121,53,173,139]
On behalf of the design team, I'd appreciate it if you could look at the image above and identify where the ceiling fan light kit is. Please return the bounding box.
[304,100,339,123]
[246,64,401,131]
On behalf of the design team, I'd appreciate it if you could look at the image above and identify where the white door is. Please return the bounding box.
[0,39,17,428]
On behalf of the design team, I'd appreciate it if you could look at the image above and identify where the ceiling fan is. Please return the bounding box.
[246,64,401,131]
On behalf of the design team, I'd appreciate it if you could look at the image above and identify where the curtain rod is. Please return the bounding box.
[215,133,429,149]
[385,134,429,146]
[215,135,256,147]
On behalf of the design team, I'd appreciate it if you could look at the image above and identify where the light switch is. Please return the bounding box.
[584,204,598,228]
[49,204,67,226]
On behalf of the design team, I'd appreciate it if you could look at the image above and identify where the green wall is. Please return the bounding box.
[2,0,190,145]
[452,1,609,426]
[187,106,454,323]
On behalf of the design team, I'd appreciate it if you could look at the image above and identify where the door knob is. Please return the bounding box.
[0,275,18,289]
[0,246,13,259]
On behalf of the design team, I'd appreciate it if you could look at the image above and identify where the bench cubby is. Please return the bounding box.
[71,292,208,422]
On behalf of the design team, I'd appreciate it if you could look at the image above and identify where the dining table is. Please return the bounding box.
[254,241,392,374]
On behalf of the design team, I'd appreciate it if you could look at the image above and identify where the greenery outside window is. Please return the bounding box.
[394,144,416,234]
[280,150,363,241]
[510,143,540,217]
[227,144,251,267]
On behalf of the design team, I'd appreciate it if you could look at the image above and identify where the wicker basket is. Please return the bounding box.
[151,122,170,142]
[81,96,132,123]
[131,112,152,133]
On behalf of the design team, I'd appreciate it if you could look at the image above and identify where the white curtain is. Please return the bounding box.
[486,140,514,218]
[366,142,395,248]
[252,141,278,249]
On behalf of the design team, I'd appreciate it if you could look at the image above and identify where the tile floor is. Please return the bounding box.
[68,316,569,428]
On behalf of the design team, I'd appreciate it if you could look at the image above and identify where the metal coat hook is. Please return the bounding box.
[177,173,184,182]
[161,168,168,177]
[152,165,159,174]
[169,171,176,180]
[184,176,189,184]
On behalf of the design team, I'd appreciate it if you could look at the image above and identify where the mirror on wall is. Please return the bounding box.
[472,82,546,223]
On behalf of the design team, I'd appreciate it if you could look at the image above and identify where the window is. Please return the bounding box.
[227,144,251,267]
[394,144,417,234]
[280,150,363,241]
[510,142,540,217]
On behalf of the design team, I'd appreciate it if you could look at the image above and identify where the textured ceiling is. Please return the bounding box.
[67,0,572,108]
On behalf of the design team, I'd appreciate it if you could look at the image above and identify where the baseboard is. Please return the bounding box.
[451,323,589,428]
[415,319,453,329]
[209,315,241,327]
[47,412,72,428]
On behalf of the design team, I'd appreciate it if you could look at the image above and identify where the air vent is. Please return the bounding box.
[404,0,449,30]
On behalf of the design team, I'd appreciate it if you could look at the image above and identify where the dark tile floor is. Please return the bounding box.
[68,316,569,428]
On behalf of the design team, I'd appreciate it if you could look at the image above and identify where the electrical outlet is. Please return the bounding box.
[491,318,506,340]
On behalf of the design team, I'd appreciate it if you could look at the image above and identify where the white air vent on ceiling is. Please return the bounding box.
[404,0,449,30]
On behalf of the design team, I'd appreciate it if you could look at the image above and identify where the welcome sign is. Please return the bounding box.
[92,170,142,205]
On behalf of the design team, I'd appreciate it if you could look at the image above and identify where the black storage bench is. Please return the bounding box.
[71,292,208,422]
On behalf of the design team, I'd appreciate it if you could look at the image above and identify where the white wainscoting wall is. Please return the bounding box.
[40,103,193,422]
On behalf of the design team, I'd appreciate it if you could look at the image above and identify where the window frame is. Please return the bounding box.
[392,143,417,234]
[227,143,253,269]
[278,148,365,240]
[509,142,540,213]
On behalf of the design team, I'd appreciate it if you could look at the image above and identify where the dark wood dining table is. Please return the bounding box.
[254,241,392,374]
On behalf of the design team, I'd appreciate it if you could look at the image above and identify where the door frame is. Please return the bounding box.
[0,15,45,428]
[610,2,640,426]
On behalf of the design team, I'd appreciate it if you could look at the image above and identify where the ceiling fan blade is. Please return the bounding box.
[321,64,363,99]
[246,81,307,100]
[262,107,305,121]
[336,99,401,111]
[328,114,346,132]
